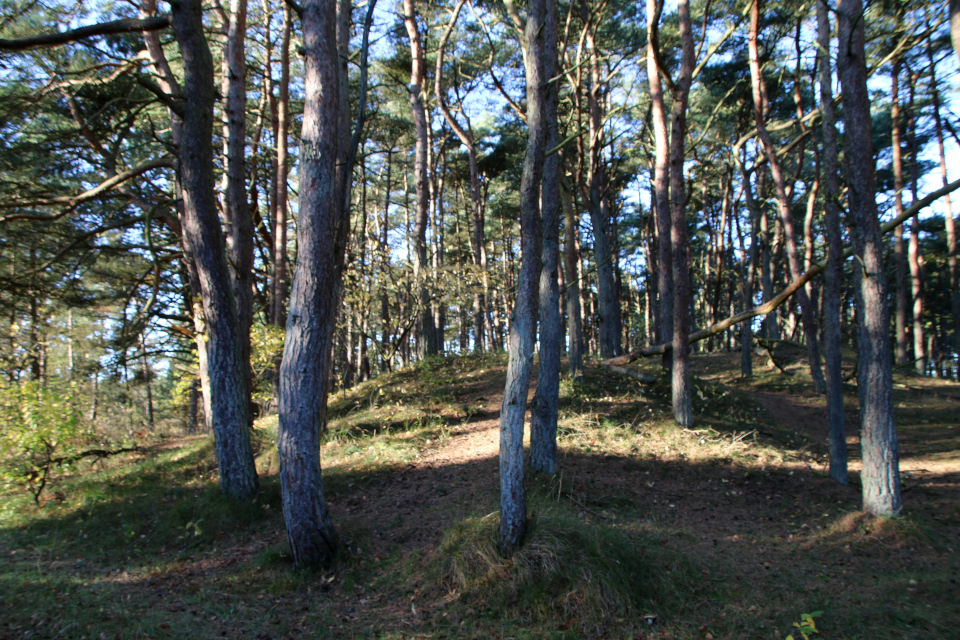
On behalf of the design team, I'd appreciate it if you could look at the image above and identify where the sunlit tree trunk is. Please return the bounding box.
[500,0,547,555]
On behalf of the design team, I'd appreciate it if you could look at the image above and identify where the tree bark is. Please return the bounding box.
[277,0,346,568]
[221,0,254,419]
[817,1,847,485]
[906,72,925,375]
[272,1,292,327]
[500,0,547,556]
[402,0,438,360]
[646,0,672,369]
[836,0,901,516]
[530,0,560,475]
[561,170,584,377]
[668,0,695,427]
[171,0,258,500]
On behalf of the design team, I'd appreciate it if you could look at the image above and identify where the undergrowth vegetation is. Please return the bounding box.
[1,352,958,639]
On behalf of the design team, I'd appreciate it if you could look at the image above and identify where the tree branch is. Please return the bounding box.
[0,15,170,51]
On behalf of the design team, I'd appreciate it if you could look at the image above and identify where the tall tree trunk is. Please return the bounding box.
[646,0,672,370]
[836,0,901,516]
[221,0,253,418]
[500,0,547,556]
[402,0,437,360]
[748,0,824,394]
[530,0,560,474]
[272,2,292,326]
[277,0,345,568]
[668,0,695,427]
[818,0,847,485]
[171,0,258,500]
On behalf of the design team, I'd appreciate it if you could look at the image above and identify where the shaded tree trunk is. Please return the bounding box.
[271,2,292,326]
[818,1,847,485]
[530,0,560,474]
[171,0,258,500]
[891,60,909,366]
[836,0,901,516]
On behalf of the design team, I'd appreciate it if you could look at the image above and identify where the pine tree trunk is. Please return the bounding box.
[668,0,695,427]
[500,0,548,555]
[171,0,258,500]
[272,2,292,326]
[221,0,254,419]
[530,0,560,475]
[277,0,346,567]
[402,0,437,360]
[818,1,848,485]
[646,0,672,368]
[836,0,901,516]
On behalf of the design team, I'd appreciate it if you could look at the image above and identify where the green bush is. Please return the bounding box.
[0,379,85,501]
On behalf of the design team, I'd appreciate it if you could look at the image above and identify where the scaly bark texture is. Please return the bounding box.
[171,0,257,500]
[530,0,560,475]
[277,0,345,567]
[817,1,847,485]
[669,0,695,427]
[500,0,547,555]
[836,0,901,516]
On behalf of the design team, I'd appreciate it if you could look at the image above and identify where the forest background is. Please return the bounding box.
[0,0,959,578]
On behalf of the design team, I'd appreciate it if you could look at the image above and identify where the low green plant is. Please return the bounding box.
[786,611,822,640]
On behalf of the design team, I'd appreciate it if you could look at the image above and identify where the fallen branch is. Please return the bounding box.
[604,176,960,367]
[28,445,141,504]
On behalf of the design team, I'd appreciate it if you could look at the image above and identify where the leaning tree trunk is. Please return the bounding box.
[836,0,901,517]
[171,0,258,500]
[500,0,547,556]
[402,0,437,360]
[530,0,560,474]
[817,0,847,485]
[748,0,825,394]
[668,0,695,427]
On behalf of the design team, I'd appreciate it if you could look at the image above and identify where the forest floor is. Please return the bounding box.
[1,349,959,639]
